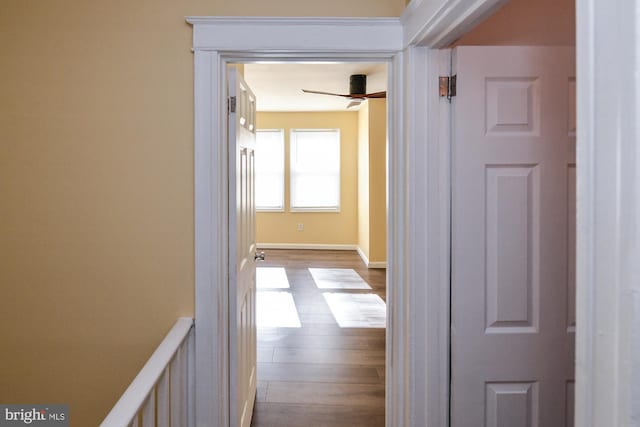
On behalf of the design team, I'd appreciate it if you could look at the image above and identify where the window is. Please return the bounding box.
[290,129,340,211]
[255,129,285,211]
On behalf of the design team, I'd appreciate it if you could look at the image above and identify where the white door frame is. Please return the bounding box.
[575,0,640,425]
[188,0,639,425]
[187,17,406,427]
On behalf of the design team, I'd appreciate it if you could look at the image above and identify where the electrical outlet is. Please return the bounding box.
[297,223,304,231]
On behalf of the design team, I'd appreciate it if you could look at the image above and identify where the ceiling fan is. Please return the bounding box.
[302,74,386,109]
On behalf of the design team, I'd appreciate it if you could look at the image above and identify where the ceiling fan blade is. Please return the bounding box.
[302,89,351,98]
[364,91,387,99]
[346,100,362,109]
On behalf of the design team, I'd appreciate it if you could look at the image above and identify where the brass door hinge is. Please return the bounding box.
[439,75,457,100]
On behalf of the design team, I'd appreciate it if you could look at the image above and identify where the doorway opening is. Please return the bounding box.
[242,61,389,426]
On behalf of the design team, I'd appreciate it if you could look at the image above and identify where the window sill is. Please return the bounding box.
[257,208,285,213]
[289,208,341,213]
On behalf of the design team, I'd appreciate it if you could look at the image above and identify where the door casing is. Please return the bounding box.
[188,17,407,427]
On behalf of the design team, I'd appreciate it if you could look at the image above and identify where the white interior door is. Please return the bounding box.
[228,67,258,427]
[451,46,576,427]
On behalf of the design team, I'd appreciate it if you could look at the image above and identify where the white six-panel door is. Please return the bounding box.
[228,67,258,427]
[451,46,576,427]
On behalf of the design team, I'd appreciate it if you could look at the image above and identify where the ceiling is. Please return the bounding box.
[243,62,387,112]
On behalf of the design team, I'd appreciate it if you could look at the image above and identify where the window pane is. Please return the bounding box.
[290,130,340,210]
[255,130,284,210]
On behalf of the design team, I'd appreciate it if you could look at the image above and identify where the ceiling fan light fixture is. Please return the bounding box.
[300,73,386,109]
[349,74,367,96]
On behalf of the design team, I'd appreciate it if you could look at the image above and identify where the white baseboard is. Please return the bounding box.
[367,261,387,269]
[256,243,358,251]
[356,246,387,269]
[356,246,370,265]
[255,243,387,268]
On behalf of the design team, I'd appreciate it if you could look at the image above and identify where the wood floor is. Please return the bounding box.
[251,249,386,427]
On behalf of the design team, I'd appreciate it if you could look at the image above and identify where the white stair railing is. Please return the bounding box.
[101,317,195,427]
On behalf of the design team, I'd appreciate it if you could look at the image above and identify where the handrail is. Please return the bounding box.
[101,317,194,427]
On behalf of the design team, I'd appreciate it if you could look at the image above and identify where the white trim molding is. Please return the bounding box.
[367,262,387,269]
[257,243,357,251]
[186,17,403,52]
[385,50,408,426]
[258,243,388,268]
[193,48,229,427]
[404,46,452,427]
[356,246,387,269]
[575,0,640,425]
[401,0,507,47]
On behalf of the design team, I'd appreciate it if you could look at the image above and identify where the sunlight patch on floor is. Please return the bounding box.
[322,293,386,328]
[257,291,301,328]
[308,268,372,290]
[257,267,290,289]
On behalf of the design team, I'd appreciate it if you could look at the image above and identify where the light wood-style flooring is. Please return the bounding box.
[251,249,386,427]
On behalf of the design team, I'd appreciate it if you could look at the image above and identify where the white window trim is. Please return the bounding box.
[256,207,286,212]
[255,129,285,212]
[289,207,342,212]
[289,128,341,213]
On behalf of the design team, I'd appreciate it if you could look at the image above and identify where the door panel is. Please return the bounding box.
[485,164,539,333]
[451,47,575,427]
[228,67,257,427]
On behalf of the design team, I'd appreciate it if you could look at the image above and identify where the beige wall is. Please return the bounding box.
[357,100,387,264]
[256,112,359,245]
[455,0,575,46]
[0,2,202,426]
[0,1,404,426]
[212,0,405,17]
[358,103,371,258]
[367,99,387,263]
